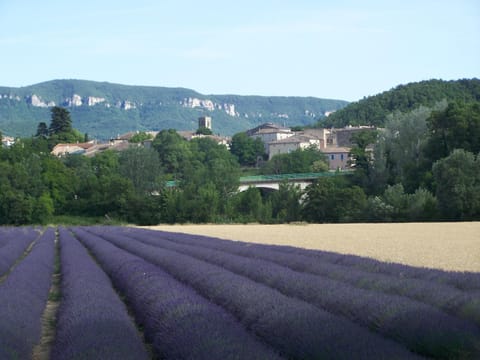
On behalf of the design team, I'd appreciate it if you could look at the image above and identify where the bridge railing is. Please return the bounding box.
[165,171,352,188]
[239,171,352,183]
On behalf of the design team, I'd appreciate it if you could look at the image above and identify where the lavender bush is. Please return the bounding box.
[82,227,421,360]
[0,226,38,276]
[121,226,480,327]
[128,227,480,292]
[51,227,149,360]
[72,227,284,360]
[94,227,480,359]
[0,227,55,359]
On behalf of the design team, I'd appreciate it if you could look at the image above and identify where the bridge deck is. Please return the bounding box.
[239,171,351,183]
[165,171,352,188]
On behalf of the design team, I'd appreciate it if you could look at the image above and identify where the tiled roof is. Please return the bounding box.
[246,122,291,136]
[321,146,351,153]
[269,134,318,145]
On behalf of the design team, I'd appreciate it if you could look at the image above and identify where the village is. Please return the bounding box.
[43,116,375,171]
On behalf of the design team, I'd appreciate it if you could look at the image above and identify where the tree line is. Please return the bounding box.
[320,78,480,128]
[0,101,479,225]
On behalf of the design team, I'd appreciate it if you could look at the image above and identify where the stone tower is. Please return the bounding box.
[198,116,212,130]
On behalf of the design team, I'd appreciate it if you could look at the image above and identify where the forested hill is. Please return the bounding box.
[0,79,348,139]
[318,78,480,128]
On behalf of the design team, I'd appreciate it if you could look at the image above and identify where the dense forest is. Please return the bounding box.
[318,78,480,128]
[1,92,479,225]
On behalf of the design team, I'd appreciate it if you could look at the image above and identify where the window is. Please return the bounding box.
[341,154,344,161]
[331,154,335,160]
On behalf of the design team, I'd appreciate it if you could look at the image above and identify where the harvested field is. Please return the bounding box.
[146,222,480,272]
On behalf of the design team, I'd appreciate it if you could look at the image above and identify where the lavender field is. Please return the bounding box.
[0,226,479,359]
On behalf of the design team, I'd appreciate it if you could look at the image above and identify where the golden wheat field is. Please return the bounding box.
[147,222,480,273]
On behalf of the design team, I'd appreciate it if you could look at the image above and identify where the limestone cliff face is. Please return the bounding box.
[0,94,21,101]
[24,94,135,110]
[223,103,237,116]
[64,94,83,107]
[182,97,215,111]
[87,96,106,106]
[182,97,238,117]
[0,80,350,139]
[28,94,55,107]
[115,100,136,110]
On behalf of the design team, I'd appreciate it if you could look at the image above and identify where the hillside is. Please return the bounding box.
[318,78,480,128]
[0,80,348,139]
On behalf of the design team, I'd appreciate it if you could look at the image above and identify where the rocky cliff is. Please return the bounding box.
[0,79,348,139]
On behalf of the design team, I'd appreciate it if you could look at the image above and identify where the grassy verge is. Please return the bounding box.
[48,215,126,226]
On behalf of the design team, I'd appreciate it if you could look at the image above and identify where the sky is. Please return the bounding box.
[0,0,479,101]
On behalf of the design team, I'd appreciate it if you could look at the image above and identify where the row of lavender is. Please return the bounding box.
[1,227,282,359]
[85,225,480,360]
[123,227,480,326]
[1,226,478,359]
[71,227,284,359]
[0,228,55,359]
[51,228,149,360]
[128,227,480,292]
[0,228,150,359]
[0,226,39,276]
[74,226,423,359]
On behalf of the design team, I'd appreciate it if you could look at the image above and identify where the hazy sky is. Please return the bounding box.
[0,0,478,101]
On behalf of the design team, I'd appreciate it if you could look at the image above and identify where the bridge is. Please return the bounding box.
[165,171,352,192]
[238,171,351,192]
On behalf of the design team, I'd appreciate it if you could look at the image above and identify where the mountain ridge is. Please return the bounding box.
[0,79,348,139]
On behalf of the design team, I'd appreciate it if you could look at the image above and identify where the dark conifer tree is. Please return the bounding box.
[35,122,49,138]
[49,106,72,135]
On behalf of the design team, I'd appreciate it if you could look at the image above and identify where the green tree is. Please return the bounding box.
[0,190,33,225]
[268,181,303,222]
[124,193,165,225]
[230,132,265,166]
[32,192,54,224]
[320,79,480,128]
[188,137,240,199]
[119,146,163,194]
[302,177,367,222]
[152,129,192,176]
[262,146,328,174]
[42,156,76,214]
[196,126,213,135]
[129,131,153,143]
[432,149,480,220]
[366,184,438,222]
[49,106,73,135]
[35,122,49,138]
[231,187,266,223]
[372,104,446,193]
[47,106,85,148]
[91,150,119,178]
[93,174,135,218]
[179,137,241,221]
[407,188,438,221]
[425,101,480,162]
[349,129,378,192]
